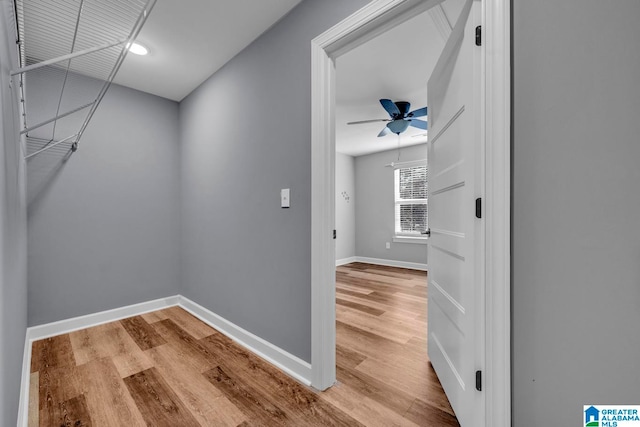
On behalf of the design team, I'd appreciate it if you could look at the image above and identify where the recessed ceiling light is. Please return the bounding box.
[128,42,148,56]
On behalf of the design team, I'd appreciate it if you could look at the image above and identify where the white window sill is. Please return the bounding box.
[392,235,428,245]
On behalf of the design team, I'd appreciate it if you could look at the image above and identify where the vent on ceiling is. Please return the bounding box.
[11,0,156,159]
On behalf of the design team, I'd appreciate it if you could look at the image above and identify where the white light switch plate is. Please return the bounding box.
[281,188,290,208]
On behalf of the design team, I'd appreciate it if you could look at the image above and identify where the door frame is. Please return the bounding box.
[310,0,511,425]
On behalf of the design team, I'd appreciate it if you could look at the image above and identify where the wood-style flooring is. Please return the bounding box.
[29,263,458,426]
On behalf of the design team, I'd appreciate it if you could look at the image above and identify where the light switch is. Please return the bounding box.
[281,188,290,208]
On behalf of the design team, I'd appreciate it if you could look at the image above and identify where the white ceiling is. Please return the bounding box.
[28,0,468,138]
[114,0,303,101]
[335,0,465,157]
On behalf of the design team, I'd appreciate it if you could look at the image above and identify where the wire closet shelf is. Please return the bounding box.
[11,0,156,159]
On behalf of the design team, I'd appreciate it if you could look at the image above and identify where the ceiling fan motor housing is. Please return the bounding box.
[394,101,411,118]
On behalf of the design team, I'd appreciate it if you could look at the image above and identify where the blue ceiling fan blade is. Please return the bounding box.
[409,119,428,130]
[388,119,410,134]
[380,99,400,118]
[377,126,392,137]
[395,101,411,116]
[408,106,427,118]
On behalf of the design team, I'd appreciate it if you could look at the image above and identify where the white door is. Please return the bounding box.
[427,0,484,426]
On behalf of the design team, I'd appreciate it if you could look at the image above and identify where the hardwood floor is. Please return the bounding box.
[332,263,458,426]
[29,263,458,426]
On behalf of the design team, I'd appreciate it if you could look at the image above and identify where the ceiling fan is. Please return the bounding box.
[347,99,428,137]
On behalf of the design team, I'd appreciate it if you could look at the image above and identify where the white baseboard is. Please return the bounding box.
[18,294,312,426]
[178,296,312,386]
[17,330,32,427]
[26,296,181,342]
[336,256,357,266]
[352,256,428,271]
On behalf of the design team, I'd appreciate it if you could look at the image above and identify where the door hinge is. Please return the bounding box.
[475,25,482,46]
[333,229,336,239]
[476,370,482,391]
[475,198,482,219]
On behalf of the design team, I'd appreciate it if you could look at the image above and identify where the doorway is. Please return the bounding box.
[333,8,434,270]
[310,0,511,426]
[332,4,459,424]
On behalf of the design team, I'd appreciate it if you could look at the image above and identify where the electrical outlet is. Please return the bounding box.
[385,242,390,249]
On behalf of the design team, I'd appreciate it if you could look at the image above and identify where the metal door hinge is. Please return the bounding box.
[475,26,482,46]
[476,370,482,391]
[333,229,336,239]
[475,198,482,219]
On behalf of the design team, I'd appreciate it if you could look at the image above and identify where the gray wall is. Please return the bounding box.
[355,143,428,265]
[0,1,27,425]
[179,0,369,363]
[335,152,355,261]
[27,81,180,326]
[512,0,640,424]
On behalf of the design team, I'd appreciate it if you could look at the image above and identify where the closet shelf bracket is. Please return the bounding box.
[11,39,128,77]
[20,101,95,135]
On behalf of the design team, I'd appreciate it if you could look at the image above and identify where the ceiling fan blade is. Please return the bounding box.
[347,119,390,125]
[395,101,411,116]
[377,126,392,137]
[409,119,428,130]
[380,99,400,118]
[408,106,427,118]
[388,119,410,134]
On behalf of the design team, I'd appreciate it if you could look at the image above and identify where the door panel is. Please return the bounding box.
[427,0,483,426]
[430,245,465,305]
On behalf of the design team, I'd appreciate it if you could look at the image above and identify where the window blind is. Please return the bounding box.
[394,164,428,236]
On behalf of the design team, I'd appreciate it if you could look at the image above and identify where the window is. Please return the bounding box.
[394,163,427,241]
